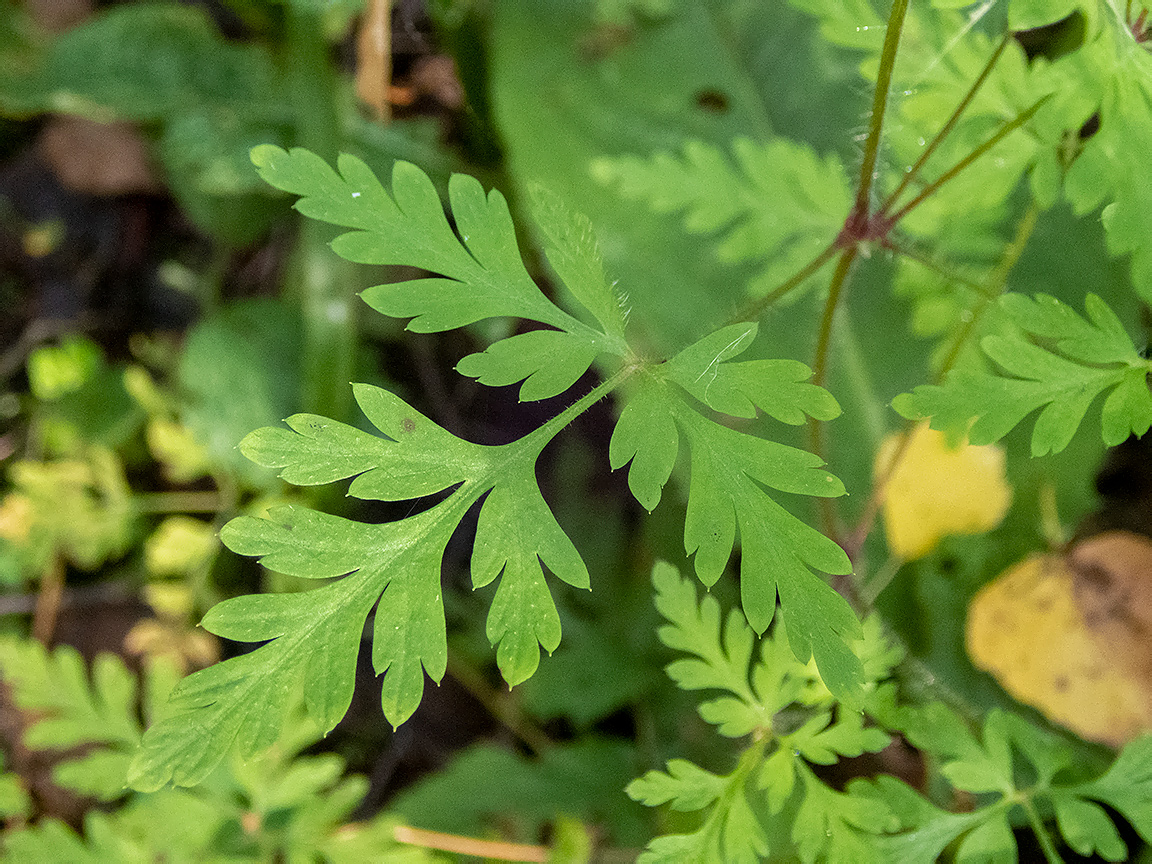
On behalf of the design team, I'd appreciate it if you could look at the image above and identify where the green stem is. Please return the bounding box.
[884,95,1050,228]
[809,248,858,541]
[697,737,770,848]
[879,34,1010,217]
[1021,796,1065,864]
[524,364,637,451]
[802,0,907,542]
[853,0,911,219]
[845,198,1041,569]
[934,198,1040,376]
[733,241,839,323]
[284,7,357,423]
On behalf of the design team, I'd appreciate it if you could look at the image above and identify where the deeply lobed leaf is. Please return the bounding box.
[251,146,628,399]
[895,293,1152,455]
[612,325,857,692]
[131,383,592,789]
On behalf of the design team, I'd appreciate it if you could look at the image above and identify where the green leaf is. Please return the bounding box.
[1051,793,1127,862]
[626,758,727,811]
[1061,28,1152,302]
[177,299,301,489]
[592,136,851,299]
[955,811,1016,864]
[631,757,769,864]
[391,740,644,842]
[608,379,679,511]
[671,398,859,692]
[15,4,279,122]
[614,325,858,695]
[250,146,627,399]
[792,709,890,766]
[131,381,590,790]
[1074,735,1152,843]
[0,639,176,801]
[894,293,1152,455]
[651,562,761,711]
[1007,0,1082,31]
[858,775,985,864]
[0,760,31,820]
[791,766,895,864]
[666,322,841,423]
[528,184,627,339]
[455,329,599,402]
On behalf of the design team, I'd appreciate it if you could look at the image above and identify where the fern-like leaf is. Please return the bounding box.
[615,328,860,695]
[0,638,178,801]
[894,293,1152,456]
[130,150,632,790]
[591,137,851,298]
[252,145,628,401]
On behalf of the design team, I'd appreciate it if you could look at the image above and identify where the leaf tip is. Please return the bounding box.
[249,144,283,169]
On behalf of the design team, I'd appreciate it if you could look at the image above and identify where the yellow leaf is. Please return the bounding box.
[876,422,1011,560]
[967,532,1152,748]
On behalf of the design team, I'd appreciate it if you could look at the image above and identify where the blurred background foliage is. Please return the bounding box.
[0,0,1147,860]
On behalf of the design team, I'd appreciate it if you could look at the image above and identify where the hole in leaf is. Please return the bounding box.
[694,89,730,113]
[1013,10,1087,63]
[1078,111,1101,140]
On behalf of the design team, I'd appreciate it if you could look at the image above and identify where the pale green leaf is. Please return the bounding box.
[626,758,727,811]
[251,146,624,371]
[1052,793,1127,862]
[1074,735,1152,842]
[528,183,627,338]
[593,136,851,300]
[955,811,1016,864]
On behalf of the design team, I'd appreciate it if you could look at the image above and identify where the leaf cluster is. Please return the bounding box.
[128,147,863,791]
[591,137,851,299]
[633,563,1152,864]
[627,563,896,863]
[0,638,438,863]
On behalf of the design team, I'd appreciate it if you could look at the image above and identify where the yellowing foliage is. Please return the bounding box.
[967,532,1152,748]
[875,422,1012,560]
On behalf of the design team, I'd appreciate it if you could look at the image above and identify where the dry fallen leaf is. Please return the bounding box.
[876,422,1012,560]
[967,530,1152,747]
[38,116,159,195]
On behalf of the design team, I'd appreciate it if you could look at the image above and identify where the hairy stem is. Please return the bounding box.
[805,0,909,542]
[879,33,1010,216]
[884,95,1050,228]
[524,363,637,450]
[734,240,840,323]
[810,248,859,542]
[854,0,911,220]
